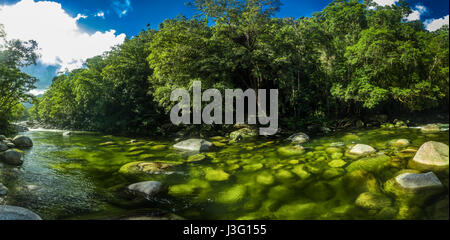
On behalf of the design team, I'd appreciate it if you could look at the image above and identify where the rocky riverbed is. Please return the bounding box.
[0,122,448,220]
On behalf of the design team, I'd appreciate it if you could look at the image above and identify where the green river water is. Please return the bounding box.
[0,127,448,220]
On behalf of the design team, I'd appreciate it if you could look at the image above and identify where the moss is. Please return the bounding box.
[150,145,167,150]
[256,172,275,185]
[205,168,230,181]
[187,154,206,162]
[267,185,293,200]
[355,192,392,210]
[216,184,247,204]
[275,169,295,181]
[331,152,344,159]
[168,184,196,197]
[323,168,345,180]
[212,141,226,147]
[243,163,264,172]
[342,134,360,141]
[274,201,319,220]
[291,165,311,180]
[277,146,305,157]
[328,159,347,168]
[343,170,379,195]
[346,154,391,173]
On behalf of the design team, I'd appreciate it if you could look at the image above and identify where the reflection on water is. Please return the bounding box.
[0,127,448,220]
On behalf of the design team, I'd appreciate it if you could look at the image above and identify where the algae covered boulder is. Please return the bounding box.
[173,139,213,152]
[277,145,305,157]
[286,132,309,144]
[216,184,247,204]
[343,170,379,195]
[408,141,449,173]
[384,172,444,206]
[355,192,392,210]
[229,128,258,142]
[346,154,391,173]
[256,172,275,185]
[390,139,410,148]
[421,124,440,133]
[328,159,346,168]
[119,161,174,180]
[205,168,230,181]
[304,182,335,201]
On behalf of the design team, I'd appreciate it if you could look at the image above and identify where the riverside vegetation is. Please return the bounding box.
[0,0,449,220]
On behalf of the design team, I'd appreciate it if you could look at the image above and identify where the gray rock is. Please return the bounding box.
[0,206,42,220]
[6,143,15,148]
[0,142,7,152]
[0,135,6,141]
[395,172,443,190]
[0,183,8,196]
[12,135,33,148]
[63,131,72,136]
[0,149,24,165]
[409,141,449,172]
[173,139,213,152]
[349,144,376,156]
[127,181,163,198]
[287,132,310,144]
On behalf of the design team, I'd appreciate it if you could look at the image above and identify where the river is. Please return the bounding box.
[0,126,448,220]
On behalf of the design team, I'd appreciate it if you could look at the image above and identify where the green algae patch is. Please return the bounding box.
[169,184,196,197]
[355,192,392,210]
[150,145,167,150]
[277,146,305,157]
[328,159,347,168]
[187,154,206,163]
[305,182,335,201]
[256,172,275,185]
[243,163,264,172]
[291,165,311,180]
[205,168,230,181]
[216,185,247,204]
[118,161,173,180]
[346,154,391,173]
[323,168,345,179]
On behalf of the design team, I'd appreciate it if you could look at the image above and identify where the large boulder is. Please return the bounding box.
[409,141,449,173]
[348,144,376,156]
[0,149,24,166]
[346,154,391,173]
[0,142,8,152]
[287,132,310,144]
[385,172,444,206]
[173,139,213,152]
[0,206,42,220]
[421,124,440,133]
[12,135,33,148]
[127,181,163,199]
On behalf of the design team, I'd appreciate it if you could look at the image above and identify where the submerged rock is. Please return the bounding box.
[305,182,335,201]
[328,159,347,168]
[421,124,440,133]
[408,141,449,173]
[0,206,42,220]
[0,183,8,196]
[229,128,258,142]
[12,135,33,148]
[391,139,410,148]
[277,145,305,157]
[348,144,376,156]
[385,172,444,206]
[256,172,275,185]
[127,181,163,198]
[0,149,24,166]
[287,132,309,144]
[346,154,391,173]
[355,192,392,210]
[119,161,174,180]
[205,168,230,181]
[0,142,7,152]
[216,184,247,204]
[173,139,213,152]
[63,131,72,136]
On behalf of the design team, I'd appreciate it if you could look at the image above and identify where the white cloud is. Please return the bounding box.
[29,89,46,96]
[112,0,132,18]
[95,11,105,19]
[424,15,450,32]
[406,4,427,22]
[0,0,126,71]
[372,0,399,6]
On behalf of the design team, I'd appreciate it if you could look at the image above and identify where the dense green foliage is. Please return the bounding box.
[0,24,38,133]
[26,0,449,134]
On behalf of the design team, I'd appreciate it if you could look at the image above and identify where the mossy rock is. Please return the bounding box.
[342,134,360,141]
[277,145,305,157]
[275,169,295,181]
[322,168,345,180]
[243,163,264,172]
[229,128,258,141]
[331,152,344,159]
[328,159,347,168]
[291,165,311,180]
[390,139,410,148]
[168,184,196,197]
[325,147,342,154]
[346,154,391,173]
[187,154,206,163]
[304,182,335,201]
[150,145,167,151]
[119,161,174,180]
[274,201,319,220]
[212,141,226,147]
[267,185,293,200]
[343,170,379,195]
[205,168,230,181]
[256,172,275,185]
[216,184,247,204]
[355,192,392,210]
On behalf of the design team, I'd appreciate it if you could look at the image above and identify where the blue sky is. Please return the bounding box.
[0,0,448,94]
